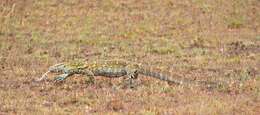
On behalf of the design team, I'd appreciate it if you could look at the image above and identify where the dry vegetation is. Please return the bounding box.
[0,0,260,114]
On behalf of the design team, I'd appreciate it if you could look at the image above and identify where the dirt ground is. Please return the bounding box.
[0,0,260,114]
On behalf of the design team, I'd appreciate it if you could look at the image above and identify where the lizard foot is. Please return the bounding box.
[120,79,138,89]
[54,73,70,83]
[54,76,66,82]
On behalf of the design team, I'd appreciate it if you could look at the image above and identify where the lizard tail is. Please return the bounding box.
[138,68,184,85]
[138,68,224,88]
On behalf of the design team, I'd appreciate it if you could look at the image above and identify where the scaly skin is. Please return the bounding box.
[38,59,223,88]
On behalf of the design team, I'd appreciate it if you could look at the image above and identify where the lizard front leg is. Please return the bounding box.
[78,69,95,84]
[54,67,74,82]
[54,73,72,82]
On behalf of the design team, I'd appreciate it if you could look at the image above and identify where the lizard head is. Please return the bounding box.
[37,61,86,82]
[48,61,86,73]
[48,63,67,73]
[37,63,67,81]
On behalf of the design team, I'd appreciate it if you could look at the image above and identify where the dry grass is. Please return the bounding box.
[0,0,260,114]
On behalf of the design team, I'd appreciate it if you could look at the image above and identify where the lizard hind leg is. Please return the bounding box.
[124,69,139,89]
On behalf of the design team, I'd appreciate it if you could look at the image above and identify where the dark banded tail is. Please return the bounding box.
[138,68,185,85]
[138,68,225,88]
